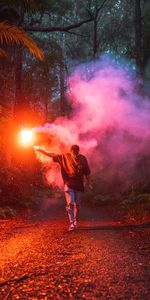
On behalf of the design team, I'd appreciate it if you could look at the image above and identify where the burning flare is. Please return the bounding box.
[20,129,33,145]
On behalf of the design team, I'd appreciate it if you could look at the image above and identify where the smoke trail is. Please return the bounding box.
[34,54,150,193]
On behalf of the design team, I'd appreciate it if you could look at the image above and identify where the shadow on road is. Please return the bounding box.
[79,222,150,231]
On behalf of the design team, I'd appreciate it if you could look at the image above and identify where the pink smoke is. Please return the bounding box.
[34,55,150,193]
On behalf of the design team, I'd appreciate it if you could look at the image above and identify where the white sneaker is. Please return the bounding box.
[69,223,75,231]
[74,221,78,229]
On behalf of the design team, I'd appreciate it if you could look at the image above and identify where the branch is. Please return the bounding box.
[23,17,94,33]
[97,0,109,15]
[85,9,94,19]
[86,0,108,19]
[66,31,88,37]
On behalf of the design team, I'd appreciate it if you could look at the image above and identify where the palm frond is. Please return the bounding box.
[0,22,44,60]
[0,47,7,57]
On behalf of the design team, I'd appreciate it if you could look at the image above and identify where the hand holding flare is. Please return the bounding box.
[33,146,56,158]
[33,145,40,151]
[33,146,44,153]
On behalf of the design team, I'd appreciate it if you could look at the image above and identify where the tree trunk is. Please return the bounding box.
[93,18,98,58]
[14,45,23,117]
[60,64,66,116]
[93,1,98,59]
[48,83,53,122]
[135,0,143,75]
[13,6,26,123]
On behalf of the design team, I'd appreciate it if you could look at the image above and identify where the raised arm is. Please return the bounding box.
[34,146,56,158]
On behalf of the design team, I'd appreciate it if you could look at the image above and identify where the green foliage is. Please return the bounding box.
[124,194,150,223]
[22,35,65,119]
[0,105,11,157]
[0,162,43,210]
[34,37,63,65]
[0,206,16,219]
[0,0,39,11]
[1,0,73,14]
[142,4,150,69]
[47,0,73,15]
[83,171,150,223]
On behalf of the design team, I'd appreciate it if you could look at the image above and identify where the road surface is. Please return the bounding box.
[0,198,150,299]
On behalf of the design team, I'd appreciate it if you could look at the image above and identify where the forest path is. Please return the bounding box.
[0,199,150,300]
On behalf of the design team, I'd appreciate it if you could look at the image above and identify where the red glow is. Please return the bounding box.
[20,129,33,145]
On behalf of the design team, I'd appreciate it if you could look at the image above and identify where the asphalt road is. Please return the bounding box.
[0,200,150,300]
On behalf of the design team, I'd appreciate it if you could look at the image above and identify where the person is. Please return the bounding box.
[34,144,91,231]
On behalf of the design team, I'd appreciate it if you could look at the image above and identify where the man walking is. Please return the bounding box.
[34,145,91,231]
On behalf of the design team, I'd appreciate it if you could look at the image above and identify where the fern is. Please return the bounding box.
[0,22,44,60]
[0,47,7,57]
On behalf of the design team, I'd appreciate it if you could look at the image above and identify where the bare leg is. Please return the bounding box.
[66,203,74,224]
[74,191,81,222]
[74,204,79,221]
[65,188,75,224]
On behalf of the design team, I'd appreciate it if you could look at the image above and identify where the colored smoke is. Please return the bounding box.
[34,54,150,193]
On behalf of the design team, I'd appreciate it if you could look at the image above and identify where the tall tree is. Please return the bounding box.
[0,21,44,113]
[142,0,150,77]
[91,0,108,58]
[135,0,143,75]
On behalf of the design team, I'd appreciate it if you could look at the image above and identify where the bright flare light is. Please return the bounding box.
[20,129,33,145]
